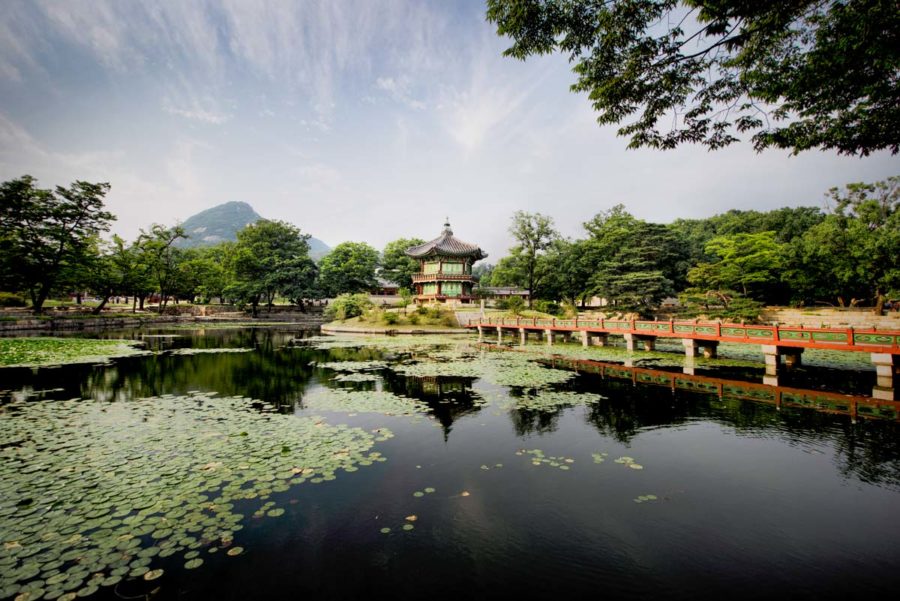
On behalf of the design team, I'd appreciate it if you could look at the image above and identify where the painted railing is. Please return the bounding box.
[467,317,900,353]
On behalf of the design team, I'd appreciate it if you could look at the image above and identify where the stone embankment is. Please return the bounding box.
[0,306,327,333]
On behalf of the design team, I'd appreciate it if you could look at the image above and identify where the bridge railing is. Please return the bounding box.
[468,317,900,350]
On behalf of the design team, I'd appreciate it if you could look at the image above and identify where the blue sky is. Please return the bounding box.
[1,0,897,259]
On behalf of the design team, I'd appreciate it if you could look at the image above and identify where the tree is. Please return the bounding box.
[0,175,115,313]
[687,231,785,298]
[381,238,425,290]
[786,176,900,311]
[540,239,594,307]
[486,0,900,156]
[507,211,558,306]
[136,224,187,312]
[318,242,379,296]
[583,206,684,311]
[227,220,312,315]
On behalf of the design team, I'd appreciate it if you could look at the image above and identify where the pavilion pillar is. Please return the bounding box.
[871,353,899,401]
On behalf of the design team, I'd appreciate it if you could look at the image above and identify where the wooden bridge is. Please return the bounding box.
[465,317,900,400]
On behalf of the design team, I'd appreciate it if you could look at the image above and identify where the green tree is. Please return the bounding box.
[786,176,900,311]
[318,242,379,296]
[583,206,683,311]
[381,238,425,290]
[687,231,785,299]
[136,224,187,312]
[507,211,558,306]
[540,239,594,307]
[486,0,900,155]
[0,175,115,313]
[227,220,312,315]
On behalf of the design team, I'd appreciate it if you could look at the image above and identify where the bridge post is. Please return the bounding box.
[682,339,698,357]
[497,326,502,344]
[625,333,655,351]
[519,328,526,346]
[871,353,898,400]
[477,325,483,342]
[580,330,589,347]
[761,345,781,386]
[544,329,553,346]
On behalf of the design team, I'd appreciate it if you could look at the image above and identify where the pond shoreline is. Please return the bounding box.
[0,313,327,333]
[322,323,472,335]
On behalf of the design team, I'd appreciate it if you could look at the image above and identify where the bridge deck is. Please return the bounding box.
[466,317,900,354]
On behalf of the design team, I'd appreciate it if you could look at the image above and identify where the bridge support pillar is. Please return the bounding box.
[496,326,503,344]
[682,339,718,358]
[580,331,589,347]
[871,353,899,400]
[624,333,655,352]
[761,345,806,386]
[683,357,696,375]
[589,333,608,347]
[519,328,527,346]
[477,326,483,342]
[544,329,553,346]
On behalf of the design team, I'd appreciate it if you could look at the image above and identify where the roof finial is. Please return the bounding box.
[442,218,452,236]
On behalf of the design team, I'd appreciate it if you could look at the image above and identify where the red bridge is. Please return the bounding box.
[465,316,900,400]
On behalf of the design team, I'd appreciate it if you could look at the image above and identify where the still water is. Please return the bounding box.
[1,326,899,601]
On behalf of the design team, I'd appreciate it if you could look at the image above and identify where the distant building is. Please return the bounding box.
[373,277,400,296]
[405,221,486,305]
[481,287,530,302]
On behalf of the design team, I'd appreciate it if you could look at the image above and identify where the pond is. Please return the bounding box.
[1,326,899,601]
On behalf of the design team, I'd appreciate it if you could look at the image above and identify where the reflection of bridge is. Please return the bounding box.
[467,317,900,400]
[536,354,899,423]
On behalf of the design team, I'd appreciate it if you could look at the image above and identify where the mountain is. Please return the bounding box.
[176,201,330,258]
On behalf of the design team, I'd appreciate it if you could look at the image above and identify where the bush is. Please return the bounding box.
[416,305,428,316]
[505,296,525,315]
[324,294,373,321]
[383,312,399,325]
[533,300,561,316]
[408,314,420,325]
[0,292,27,307]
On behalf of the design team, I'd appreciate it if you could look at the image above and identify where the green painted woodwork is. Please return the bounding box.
[423,262,440,274]
[721,327,745,337]
[674,325,694,333]
[810,332,848,342]
[423,283,437,295]
[444,282,462,297]
[854,333,896,345]
[779,330,812,340]
[443,262,464,275]
[745,329,774,338]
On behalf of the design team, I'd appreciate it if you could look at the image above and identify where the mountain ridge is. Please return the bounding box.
[176,201,330,258]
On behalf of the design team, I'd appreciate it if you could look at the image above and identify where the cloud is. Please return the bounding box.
[163,98,232,125]
[376,76,426,110]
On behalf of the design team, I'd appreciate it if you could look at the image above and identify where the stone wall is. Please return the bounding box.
[760,307,900,329]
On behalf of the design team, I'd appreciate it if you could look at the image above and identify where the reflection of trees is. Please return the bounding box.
[381,373,483,440]
[508,407,562,436]
[74,329,318,410]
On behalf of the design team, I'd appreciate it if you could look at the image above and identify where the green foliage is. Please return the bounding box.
[0,175,115,313]
[532,300,561,316]
[687,232,785,299]
[383,311,399,325]
[381,238,425,290]
[136,224,187,311]
[318,242,379,296]
[583,206,683,311]
[505,295,525,315]
[226,220,314,314]
[486,0,900,156]
[0,292,26,307]
[502,211,558,304]
[325,293,373,321]
[678,289,765,322]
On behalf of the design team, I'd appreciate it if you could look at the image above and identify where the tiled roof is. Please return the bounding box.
[405,221,487,260]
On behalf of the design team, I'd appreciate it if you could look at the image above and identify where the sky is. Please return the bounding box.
[0,0,897,260]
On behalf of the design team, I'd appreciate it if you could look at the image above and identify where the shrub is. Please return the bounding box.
[383,312,399,325]
[324,294,373,321]
[440,313,458,327]
[408,314,420,325]
[415,305,428,316]
[0,292,27,307]
[505,296,525,315]
[533,300,561,316]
